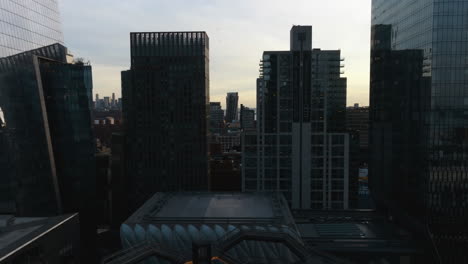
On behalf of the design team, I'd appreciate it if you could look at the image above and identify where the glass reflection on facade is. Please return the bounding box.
[0,0,64,57]
[370,0,468,262]
[0,44,95,216]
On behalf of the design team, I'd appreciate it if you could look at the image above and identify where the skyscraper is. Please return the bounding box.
[243,26,350,210]
[103,96,110,109]
[225,92,239,123]
[111,92,117,109]
[122,32,210,210]
[209,102,224,133]
[346,105,369,151]
[0,121,14,213]
[240,104,255,130]
[370,0,468,261]
[0,0,64,57]
[0,44,95,216]
[0,44,97,261]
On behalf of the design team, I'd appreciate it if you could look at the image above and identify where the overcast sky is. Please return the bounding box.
[60,0,371,108]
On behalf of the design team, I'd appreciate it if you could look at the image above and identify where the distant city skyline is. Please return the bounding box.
[59,0,371,107]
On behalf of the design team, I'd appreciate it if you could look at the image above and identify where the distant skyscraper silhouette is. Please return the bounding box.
[370,0,468,262]
[225,92,239,123]
[243,26,350,210]
[0,0,64,57]
[209,102,224,133]
[240,104,255,130]
[122,32,210,210]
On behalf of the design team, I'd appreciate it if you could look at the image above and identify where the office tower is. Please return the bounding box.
[117,98,122,110]
[225,92,239,123]
[0,0,64,57]
[103,96,111,109]
[111,92,116,108]
[210,151,242,192]
[346,104,369,190]
[0,44,97,261]
[243,26,349,210]
[0,44,95,215]
[209,102,224,133]
[0,124,14,213]
[346,105,369,151]
[217,133,241,153]
[122,32,210,210]
[109,132,128,229]
[240,104,255,130]
[370,1,468,261]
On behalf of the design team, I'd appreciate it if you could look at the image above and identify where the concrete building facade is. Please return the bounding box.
[243,26,349,210]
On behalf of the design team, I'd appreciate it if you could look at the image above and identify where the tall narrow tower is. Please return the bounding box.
[243,26,349,210]
[225,92,239,123]
[122,32,210,210]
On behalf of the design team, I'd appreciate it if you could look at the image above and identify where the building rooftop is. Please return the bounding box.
[114,193,349,264]
[0,214,77,262]
[126,192,295,226]
[157,194,273,218]
[293,210,425,260]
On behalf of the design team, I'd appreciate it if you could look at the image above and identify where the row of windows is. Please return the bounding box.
[1,0,61,23]
[311,191,345,201]
[312,168,346,179]
[0,0,63,57]
[434,1,468,16]
[311,180,346,190]
[311,134,347,145]
[244,180,292,191]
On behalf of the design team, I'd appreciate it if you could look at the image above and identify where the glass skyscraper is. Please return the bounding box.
[0,0,64,57]
[122,32,210,211]
[0,44,95,216]
[0,44,98,261]
[370,0,468,262]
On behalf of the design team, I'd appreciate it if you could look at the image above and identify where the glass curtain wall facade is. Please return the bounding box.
[122,32,210,211]
[0,0,64,57]
[0,44,95,217]
[370,0,468,262]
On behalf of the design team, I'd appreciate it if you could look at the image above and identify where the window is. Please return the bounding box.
[280,158,292,167]
[244,135,257,145]
[280,122,292,132]
[311,192,322,201]
[312,135,324,145]
[332,180,344,190]
[280,135,292,144]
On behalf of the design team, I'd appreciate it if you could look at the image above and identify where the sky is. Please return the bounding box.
[60,0,371,108]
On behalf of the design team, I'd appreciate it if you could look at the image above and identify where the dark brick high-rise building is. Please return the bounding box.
[122,32,210,210]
